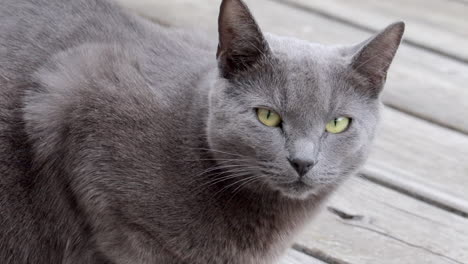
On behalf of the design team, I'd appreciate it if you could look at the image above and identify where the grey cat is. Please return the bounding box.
[0,0,404,263]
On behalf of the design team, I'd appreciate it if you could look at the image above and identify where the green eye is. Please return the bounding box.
[326,117,351,134]
[257,108,282,127]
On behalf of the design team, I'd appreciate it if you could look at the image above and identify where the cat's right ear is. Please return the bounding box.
[217,0,270,79]
[348,22,404,97]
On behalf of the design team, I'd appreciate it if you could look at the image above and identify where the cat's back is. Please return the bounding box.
[0,0,213,80]
[1,0,215,261]
[0,0,214,206]
[0,0,147,179]
[0,0,146,80]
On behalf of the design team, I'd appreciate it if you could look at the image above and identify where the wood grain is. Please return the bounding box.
[280,249,326,264]
[367,107,468,214]
[295,177,468,264]
[277,0,468,63]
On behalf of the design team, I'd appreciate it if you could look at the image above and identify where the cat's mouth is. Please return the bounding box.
[276,179,316,199]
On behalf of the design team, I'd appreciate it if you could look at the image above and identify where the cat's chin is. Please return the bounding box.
[275,180,323,200]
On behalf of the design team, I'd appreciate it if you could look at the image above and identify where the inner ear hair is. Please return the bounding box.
[350,22,405,97]
[217,0,270,79]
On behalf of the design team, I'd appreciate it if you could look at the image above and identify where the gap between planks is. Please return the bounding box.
[272,0,468,65]
[442,0,468,5]
[360,171,468,218]
[293,176,468,264]
[281,248,328,264]
[292,244,349,264]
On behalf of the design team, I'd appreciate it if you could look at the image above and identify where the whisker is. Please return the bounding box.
[188,164,262,192]
[192,168,253,188]
[182,158,251,162]
[181,147,248,158]
[191,163,249,178]
[206,172,256,200]
[224,176,267,206]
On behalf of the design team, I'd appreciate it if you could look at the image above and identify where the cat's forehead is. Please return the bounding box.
[263,34,358,117]
[265,34,347,64]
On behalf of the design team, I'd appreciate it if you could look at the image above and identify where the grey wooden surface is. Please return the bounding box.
[280,249,326,264]
[114,0,468,263]
[279,0,468,62]
[367,108,468,215]
[296,177,468,264]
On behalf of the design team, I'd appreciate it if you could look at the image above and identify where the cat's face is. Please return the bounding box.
[208,39,378,199]
[207,0,403,199]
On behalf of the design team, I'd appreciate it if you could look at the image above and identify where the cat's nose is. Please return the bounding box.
[288,158,315,177]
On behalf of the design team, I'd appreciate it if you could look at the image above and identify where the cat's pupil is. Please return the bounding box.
[266,110,271,119]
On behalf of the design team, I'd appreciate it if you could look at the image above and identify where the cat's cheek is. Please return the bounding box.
[338,126,369,153]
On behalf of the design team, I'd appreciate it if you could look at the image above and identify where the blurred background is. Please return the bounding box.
[115,0,468,263]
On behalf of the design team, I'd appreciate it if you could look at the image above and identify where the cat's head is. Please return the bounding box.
[207,0,404,199]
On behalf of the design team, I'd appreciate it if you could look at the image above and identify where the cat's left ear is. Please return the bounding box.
[217,0,270,79]
[349,22,405,97]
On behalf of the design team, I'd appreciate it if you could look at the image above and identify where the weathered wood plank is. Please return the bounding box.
[367,107,468,215]
[280,249,326,264]
[117,0,468,135]
[295,177,468,264]
[278,0,468,63]
[115,0,468,212]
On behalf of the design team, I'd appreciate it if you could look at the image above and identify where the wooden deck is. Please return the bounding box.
[115,0,468,263]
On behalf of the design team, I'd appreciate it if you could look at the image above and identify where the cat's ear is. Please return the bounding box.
[217,0,270,79]
[349,22,405,97]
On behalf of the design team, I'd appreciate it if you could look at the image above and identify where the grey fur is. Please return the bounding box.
[0,0,404,263]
